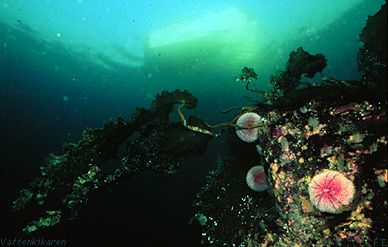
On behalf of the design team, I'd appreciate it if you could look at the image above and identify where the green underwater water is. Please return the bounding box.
[0,0,384,108]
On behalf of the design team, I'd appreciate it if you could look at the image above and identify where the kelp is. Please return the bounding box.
[13,89,213,234]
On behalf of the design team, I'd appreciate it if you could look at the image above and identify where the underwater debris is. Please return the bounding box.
[12,89,213,233]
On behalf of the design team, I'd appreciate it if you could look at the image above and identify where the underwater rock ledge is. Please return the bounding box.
[12,89,213,234]
[192,4,387,246]
[193,98,386,246]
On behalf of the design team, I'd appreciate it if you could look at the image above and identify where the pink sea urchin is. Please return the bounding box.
[246,165,268,192]
[308,170,355,214]
[236,112,262,143]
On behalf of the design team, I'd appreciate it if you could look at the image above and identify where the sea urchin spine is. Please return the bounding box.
[308,170,355,214]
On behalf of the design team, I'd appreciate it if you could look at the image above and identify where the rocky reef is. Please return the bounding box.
[357,3,387,100]
[192,4,387,246]
[12,89,213,234]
